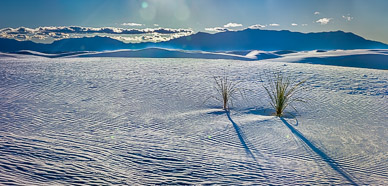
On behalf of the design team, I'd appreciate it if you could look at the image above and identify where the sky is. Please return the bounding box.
[0,0,387,44]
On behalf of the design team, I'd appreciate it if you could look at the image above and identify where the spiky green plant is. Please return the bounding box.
[207,75,241,110]
[262,71,307,117]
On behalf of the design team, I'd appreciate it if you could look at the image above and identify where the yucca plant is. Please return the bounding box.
[206,75,242,111]
[262,71,307,117]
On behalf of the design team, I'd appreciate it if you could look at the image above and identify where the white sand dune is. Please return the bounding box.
[71,48,388,70]
[245,50,281,60]
[0,52,32,58]
[73,48,256,60]
[16,50,89,58]
[0,56,386,185]
[269,49,388,69]
[5,48,388,69]
[0,51,87,59]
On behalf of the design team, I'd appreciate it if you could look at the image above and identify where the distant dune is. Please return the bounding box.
[270,49,388,70]
[74,48,388,70]
[16,50,89,58]
[73,48,256,60]
[2,48,388,70]
[0,52,17,58]
[298,54,388,70]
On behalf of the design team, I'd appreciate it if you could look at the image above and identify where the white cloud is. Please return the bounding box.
[316,18,332,25]
[0,26,193,43]
[1,26,192,35]
[269,23,280,27]
[223,22,243,28]
[112,32,190,43]
[122,22,143,26]
[291,23,298,26]
[205,27,229,32]
[314,11,320,15]
[153,24,159,27]
[301,24,308,26]
[111,36,143,42]
[342,15,353,21]
[248,24,266,29]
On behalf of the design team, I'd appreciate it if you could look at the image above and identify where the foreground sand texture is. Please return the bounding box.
[0,57,387,185]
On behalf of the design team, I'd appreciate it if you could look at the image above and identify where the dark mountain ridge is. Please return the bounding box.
[161,29,387,51]
[0,29,387,53]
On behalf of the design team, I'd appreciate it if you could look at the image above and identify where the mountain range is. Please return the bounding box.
[0,29,387,53]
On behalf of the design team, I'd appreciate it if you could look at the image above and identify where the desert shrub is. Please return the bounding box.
[206,74,242,111]
[262,71,307,117]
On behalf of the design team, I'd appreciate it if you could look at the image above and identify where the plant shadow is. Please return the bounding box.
[207,110,227,115]
[243,108,299,126]
[243,107,272,116]
[226,112,257,161]
[280,117,360,185]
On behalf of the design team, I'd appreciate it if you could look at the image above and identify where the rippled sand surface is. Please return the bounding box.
[0,57,387,185]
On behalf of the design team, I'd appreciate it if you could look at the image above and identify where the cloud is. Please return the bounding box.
[122,22,143,26]
[37,26,192,34]
[269,23,280,27]
[314,11,320,15]
[0,26,193,43]
[301,24,308,26]
[111,32,189,43]
[205,27,229,32]
[316,18,332,25]
[223,22,243,28]
[248,24,266,29]
[47,32,70,39]
[1,26,192,35]
[7,27,35,34]
[342,15,353,21]
[291,23,298,26]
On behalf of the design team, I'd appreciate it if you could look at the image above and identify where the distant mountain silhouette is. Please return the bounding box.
[0,38,46,52]
[0,37,129,53]
[162,29,388,51]
[0,29,387,52]
[50,36,128,51]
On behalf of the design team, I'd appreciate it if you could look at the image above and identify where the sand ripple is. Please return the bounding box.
[0,57,387,184]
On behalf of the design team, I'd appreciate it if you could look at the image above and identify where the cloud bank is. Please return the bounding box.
[0,26,193,43]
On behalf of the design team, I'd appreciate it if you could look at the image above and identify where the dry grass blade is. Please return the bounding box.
[208,74,242,110]
[262,71,307,117]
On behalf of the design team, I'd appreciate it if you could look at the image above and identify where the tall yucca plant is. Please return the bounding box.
[262,71,307,117]
[211,75,241,110]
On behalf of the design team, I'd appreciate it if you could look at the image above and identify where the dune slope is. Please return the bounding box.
[0,57,386,185]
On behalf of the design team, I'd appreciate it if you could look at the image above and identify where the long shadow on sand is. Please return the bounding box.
[280,118,360,185]
[208,110,262,161]
[226,111,256,161]
[226,111,270,182]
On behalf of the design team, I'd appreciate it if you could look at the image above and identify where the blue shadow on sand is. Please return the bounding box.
[226,111,257,161]
[244,108,299,126]
[280,117,360,185]
[207,110,228,115]
[226,111,270,182]
[243,108,272,116]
